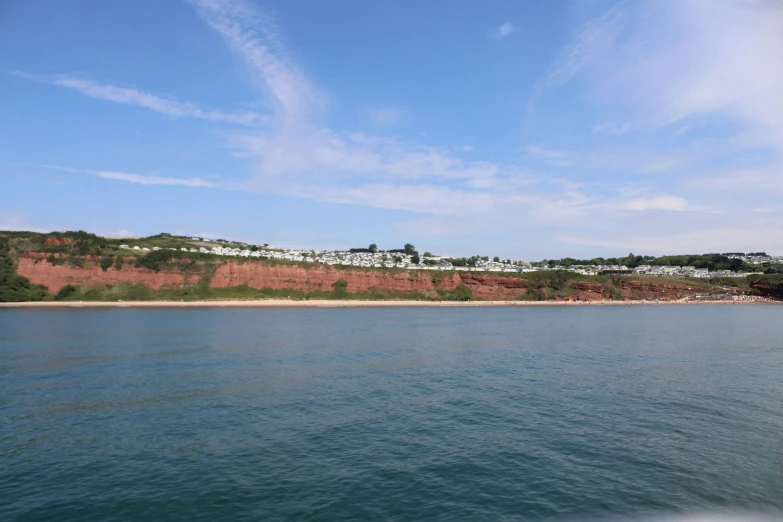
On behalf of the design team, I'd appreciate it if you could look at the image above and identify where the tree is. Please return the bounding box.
[394,256,402,263]
[404,243,416,255]
[493,256,500,262]
[411,254,420,264]
[369,243,378,253]
[423,251,433,257]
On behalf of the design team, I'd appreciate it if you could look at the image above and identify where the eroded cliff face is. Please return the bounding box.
[210,262,435,293]
[613,279,706,300]
[750,279,783,299]
[44,237,75,247]
[16,253,195,292]
[14,253,718,301]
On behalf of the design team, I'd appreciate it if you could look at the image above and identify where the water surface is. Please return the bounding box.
[1,305,782,520]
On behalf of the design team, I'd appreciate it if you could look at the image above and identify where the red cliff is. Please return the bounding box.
[15,253,719,301]
[16,253,194,292]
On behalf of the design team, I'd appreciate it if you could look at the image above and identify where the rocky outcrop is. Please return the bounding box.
[750,279,783,299]
[614,279,708,300]
[44,237,75,247]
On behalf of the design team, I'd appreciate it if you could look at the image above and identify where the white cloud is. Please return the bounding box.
[111,229,136,238]
[490,22,516,39]
[367,107,404,127]
[36,164,216,188]
[626,196,687,212]
[13,72,261,125]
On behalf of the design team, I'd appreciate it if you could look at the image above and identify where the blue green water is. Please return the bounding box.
[1,305,782,521]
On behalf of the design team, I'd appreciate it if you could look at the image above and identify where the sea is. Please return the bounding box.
[1,305,782,521]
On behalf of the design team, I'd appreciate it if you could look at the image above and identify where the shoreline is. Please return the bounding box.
[0,298,778,308]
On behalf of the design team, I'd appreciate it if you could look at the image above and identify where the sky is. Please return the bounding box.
[1,0,782,259]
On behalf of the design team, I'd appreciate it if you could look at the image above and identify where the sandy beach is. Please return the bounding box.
[0,298,777,308]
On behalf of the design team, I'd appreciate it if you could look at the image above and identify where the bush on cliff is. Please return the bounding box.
[0,246,48,302]
[46,254,65,266]
[332,279,349,294]
[453,284,472,301]
[133,249,213,273]
[56,285,77,300]
[100,256,114,271]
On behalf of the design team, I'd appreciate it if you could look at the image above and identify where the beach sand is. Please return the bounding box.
[0,298,775,308]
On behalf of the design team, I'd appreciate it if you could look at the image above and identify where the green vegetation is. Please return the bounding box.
[56,285,78,300]
[331,279,348,294]
[100,256,114,271]
[0,244,48,302]
[551,252,757,272]
[133,249,217,273]
[46,254,65,266]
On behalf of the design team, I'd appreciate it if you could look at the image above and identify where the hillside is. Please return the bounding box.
[1,230,780,303]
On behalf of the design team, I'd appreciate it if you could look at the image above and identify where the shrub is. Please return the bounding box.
[100,256,114,271]
[453,284,472,301]
[47,254,65,266]
[332,279,348,293]
[114,256,124,271]
[56,285,77,300]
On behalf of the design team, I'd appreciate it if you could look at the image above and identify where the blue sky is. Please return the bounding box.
[1,0,782,259]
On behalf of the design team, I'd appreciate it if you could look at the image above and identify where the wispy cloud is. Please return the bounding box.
[489,22,516,39]
[36,164,216,188]
[535,1,783,151]
[592,121,631,136]
[524,145,575,167]
[192,0,734,249]
[19,0,781,256]
[367,107,404,127]
[625,196,687,212]
[534,5,623,93]
[185,0,324,120]
[13,71,262,125]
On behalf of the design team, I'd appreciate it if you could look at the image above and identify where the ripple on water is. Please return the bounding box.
[1,305,782,520]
